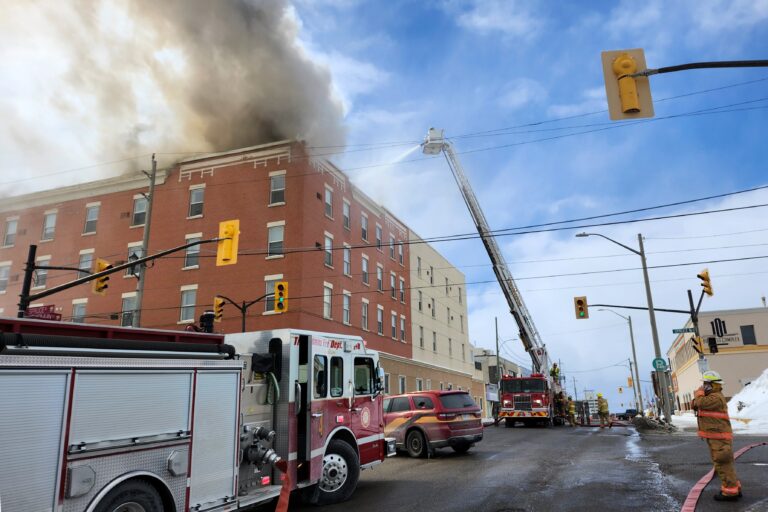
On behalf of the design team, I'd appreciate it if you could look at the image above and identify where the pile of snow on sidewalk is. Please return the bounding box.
[728,367,768,434]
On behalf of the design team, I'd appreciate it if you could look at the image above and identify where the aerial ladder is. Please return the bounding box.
[421,128,549,372]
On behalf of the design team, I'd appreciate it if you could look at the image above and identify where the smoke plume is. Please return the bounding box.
[1,0,345,190]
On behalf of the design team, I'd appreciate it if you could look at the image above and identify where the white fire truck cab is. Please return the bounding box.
[0,317,394,512]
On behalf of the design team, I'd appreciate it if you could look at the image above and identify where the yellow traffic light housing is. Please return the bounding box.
[91,258,112,295]
[697,268,713,296]
[692,336,704,354]
[627,376,633,388]
[274,281,288,313]
[216,220,240,266]
[601,49,654,120]
[573,296,589,319]
[213,297,225,322]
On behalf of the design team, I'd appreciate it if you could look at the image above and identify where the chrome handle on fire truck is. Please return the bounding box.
[311,412,323,418]
[348,381,355,410]
[295,381,302,416]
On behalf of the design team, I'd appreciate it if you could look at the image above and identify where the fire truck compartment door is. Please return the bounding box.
[190,370,239,510]
[0,370,70,512]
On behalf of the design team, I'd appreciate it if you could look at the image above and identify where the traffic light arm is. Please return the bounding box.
[587,303,689,314]
[20,237,224,313]
[630,59,768,78]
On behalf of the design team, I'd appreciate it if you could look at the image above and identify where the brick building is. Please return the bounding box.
[0,140,472,390]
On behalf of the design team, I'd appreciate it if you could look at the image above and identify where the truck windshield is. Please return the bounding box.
[501,379,546,393]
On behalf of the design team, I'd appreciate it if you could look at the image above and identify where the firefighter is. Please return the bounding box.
[567,396,577,427]
[597,393,610,429]
[550,363,560,382]
[693,370,741,502]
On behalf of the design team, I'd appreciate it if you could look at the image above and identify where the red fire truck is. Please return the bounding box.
[497,373,565,427]
[0,317,394,512]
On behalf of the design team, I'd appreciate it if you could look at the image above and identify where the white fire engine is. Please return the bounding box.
[0,317,394,512]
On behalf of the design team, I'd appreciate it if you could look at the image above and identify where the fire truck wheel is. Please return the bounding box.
[405,429,427,458]
[504,418,515,428]
[314,439,360,505]
[93,479,164,512]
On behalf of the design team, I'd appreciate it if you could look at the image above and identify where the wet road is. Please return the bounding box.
[286,424,768,512]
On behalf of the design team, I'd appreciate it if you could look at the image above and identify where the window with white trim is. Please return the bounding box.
[416,378,423,392]
[398,375,406,394]
[361,300,369,331]
[270,173,285,204]
[390,272,396,299]
[324,234,333,266]
[3,219,17,247]
[400,316,406,341]
[376,224,382,249]
[121,294,137,327]
[0,264,10,293]
[377,306,383,335]
[268,225,284,256]
[323,283,333,319]
[324,187,333,217]
[184,234,202,268]
[389,235,395,259]
[265,277,280,312]
[179,288,197,322]
[41,212,56,240]
[33,257,50,287]
[399,277,405,303]
[342,292,351,325]
[188,187,204,217]
[71,301,87,323]
[362,255,369,285]
[343,245,351,276]
[83,205,99,234]
[78,252,93,279]
[391,311,397,339]
[361,214,368,241]
[343,200,350,229]
[126,245,143,277]
[398,243,404,265]
[377,265,383,292]
[132,197,147,226]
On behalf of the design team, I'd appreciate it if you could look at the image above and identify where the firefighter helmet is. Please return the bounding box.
[597,392,603,397]
[702,370,723,382]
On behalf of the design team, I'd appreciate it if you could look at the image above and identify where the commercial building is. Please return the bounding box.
[668,307,768,411]
[0,140,464,388]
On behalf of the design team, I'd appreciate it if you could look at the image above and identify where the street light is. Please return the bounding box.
[575,231,672,424]
[598,308,644,417]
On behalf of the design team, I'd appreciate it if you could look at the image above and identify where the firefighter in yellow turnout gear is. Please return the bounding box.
[567,396,577,427]
[693,370,741,502]
[597,393,610,428]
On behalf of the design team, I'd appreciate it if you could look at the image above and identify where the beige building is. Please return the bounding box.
[668,307,768,411]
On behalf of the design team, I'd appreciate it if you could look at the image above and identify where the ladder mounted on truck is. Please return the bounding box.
[422,128,548,372]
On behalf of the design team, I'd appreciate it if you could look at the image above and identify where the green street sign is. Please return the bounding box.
[672,327,696,334]
[652,358,667,371]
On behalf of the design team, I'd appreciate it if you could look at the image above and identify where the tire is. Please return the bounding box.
[504,418,515,428]
[314,439,360,506]
[406,429,427,458]
[93,480,164,512]
[451,442,471,454]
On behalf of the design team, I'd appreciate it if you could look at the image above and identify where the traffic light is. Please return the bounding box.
[691,336,704,354]
[216,220,240,266]
[707,337,719,354]
[213,297,225,322]
[91,258,112,295]
[627,376,633,388]
[619,387,623,394]
[274,281,288,313]
[601,49,654,120]
[573,296,589,319]
[697,268,713,296]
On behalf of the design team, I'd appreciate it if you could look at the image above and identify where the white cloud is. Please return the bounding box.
[499,78,547,110]
[547,87,605,118]
[444,0,544,40]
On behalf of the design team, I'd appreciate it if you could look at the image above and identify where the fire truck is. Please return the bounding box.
[0,317,394,512]
[498,373,566,427]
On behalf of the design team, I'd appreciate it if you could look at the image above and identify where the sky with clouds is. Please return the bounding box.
[2,0,767,410]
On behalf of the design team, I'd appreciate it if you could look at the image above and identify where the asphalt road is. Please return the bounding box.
[286,423,768,512]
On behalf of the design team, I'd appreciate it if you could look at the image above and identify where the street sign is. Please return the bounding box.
[672,327,696,334]
[26,305,62,321]
[652,358,667,371]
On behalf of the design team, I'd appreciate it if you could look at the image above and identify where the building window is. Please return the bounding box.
[0,264,10,293]
[448,338,452,356]
[377,265,383,292]
[71,302,86,323]
[417,256,421,278]
[400,316,406,341]
[362,300,369,330]
[343,200,350,230]
[447,307,451,325]
[431,298,436,318]
[362,256,369,285]
[83,205,99,234]
[78,253,93,279]
[390,273,396,299]
[324,235,333,266]
[33,258,49,287]
[432,331,437,352]
[324,187,333,218]
[132,197,147,226]
[180,289,196,322]
[3,219,17,247]
[121,295,136,327]
[398,243,404,265]
[265,279,279,312]
[377,306,383,335]
[741,325,757,345]
[268,225,284,256]
[41,212,56,240]
[426,379,431,390]
[445,277,449,295]
[418,291,422,312]
[270,174,285,204]
[458,286,462,304]
[391,312,397,339]
[323,284,333,319]
[462,343,465,361]
[399,376,406,394]
[460,314,464,333]
[389,235,395,259]
[188,187,204,217]
[343,246,351,276]
[376,225,382,249]
[429,266,434,285]
[184,236,201,268]
[399,278,405,303]
[126,246,143,277]
[419,326,424,349]
[361,214,368,241]
[416,378,423,392]
[384,373,390,394]
[343,293,351,325]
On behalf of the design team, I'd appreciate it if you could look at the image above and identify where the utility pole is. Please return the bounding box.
[628,359,640,413]
[573,376,578,401]
[133,154,157,328]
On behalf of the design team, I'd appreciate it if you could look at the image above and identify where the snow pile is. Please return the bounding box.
[670,411,698,432]
[728,368,768,434]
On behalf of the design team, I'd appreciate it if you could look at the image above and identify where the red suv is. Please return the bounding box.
[383,390,483,458]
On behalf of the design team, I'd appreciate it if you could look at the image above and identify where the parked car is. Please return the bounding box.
[383,390,483,457]
[616,408,639,421]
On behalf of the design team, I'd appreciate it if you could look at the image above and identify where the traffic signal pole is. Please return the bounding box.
[215,293,274,332]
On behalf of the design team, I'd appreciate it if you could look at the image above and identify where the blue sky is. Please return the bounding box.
[2,0,767,410]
